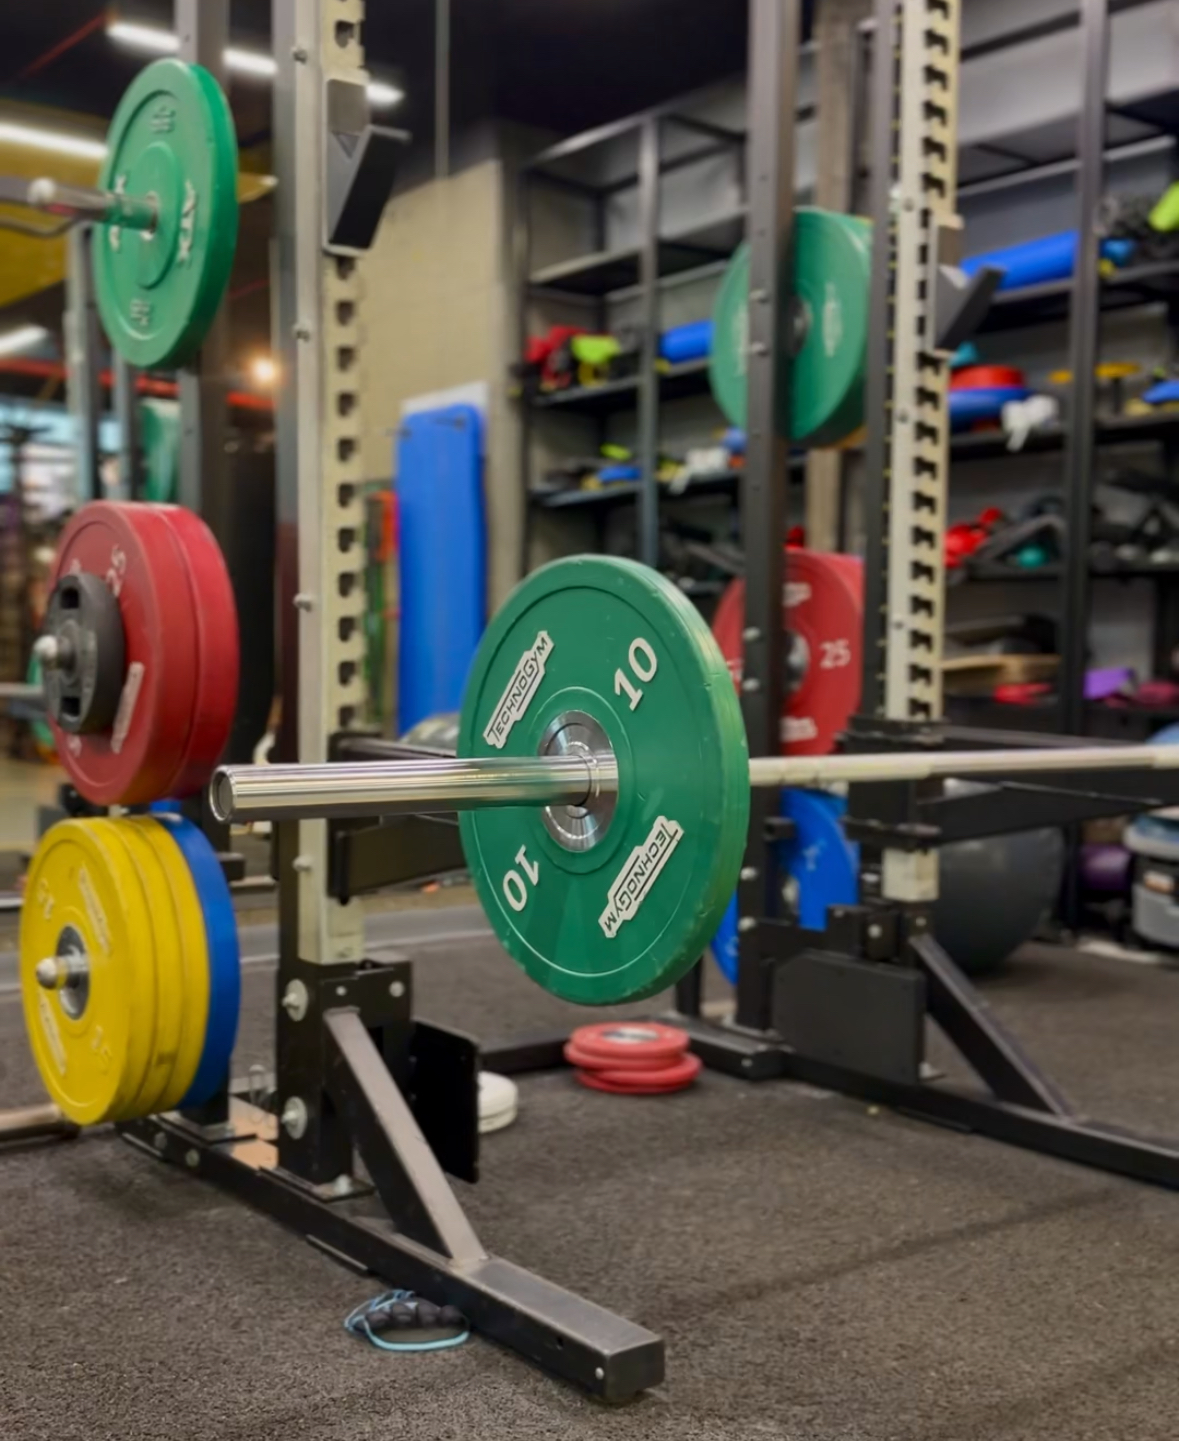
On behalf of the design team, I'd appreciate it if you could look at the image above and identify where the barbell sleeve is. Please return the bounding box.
[0,177,158,232]
[211,741,1179,826]
[210,754,620,823]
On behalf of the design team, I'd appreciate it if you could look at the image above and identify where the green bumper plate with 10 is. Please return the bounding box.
[459,557,750,1005]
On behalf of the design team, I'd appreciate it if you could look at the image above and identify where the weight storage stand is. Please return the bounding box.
[675,913,1179,1193]
[671,713,1179,1192]
[121,812,662,1403]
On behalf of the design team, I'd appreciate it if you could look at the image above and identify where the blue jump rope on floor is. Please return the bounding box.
[344,1290,471,1354]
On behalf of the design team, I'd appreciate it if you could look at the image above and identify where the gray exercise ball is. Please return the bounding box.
[933,782,1065,976]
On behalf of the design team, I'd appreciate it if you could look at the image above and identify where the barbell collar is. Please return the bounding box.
[33,633,71,672]
[35,950,89,992]
[212,741,1179,826]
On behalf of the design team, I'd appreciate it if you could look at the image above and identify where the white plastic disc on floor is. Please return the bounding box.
[479,1072,519,1134]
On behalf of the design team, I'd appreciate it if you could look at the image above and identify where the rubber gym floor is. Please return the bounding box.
[3,902,1179,1441]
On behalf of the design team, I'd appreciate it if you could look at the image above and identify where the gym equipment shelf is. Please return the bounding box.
[526,357,713,417]
[527,210,747,299]
[950,409,1179,460]
[977,257,1179,334]
[517,104,748,571]
[529,467,753,511]
[958,558,1179,583]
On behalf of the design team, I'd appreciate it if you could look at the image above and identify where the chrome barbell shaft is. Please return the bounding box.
[748,743,1179,789]
[212,741,1179,825]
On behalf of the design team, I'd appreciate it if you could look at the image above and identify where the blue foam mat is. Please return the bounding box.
[396,404,487,734]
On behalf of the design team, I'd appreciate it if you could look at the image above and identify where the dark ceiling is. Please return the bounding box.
[0,0,762,387]
[3,0,754,151]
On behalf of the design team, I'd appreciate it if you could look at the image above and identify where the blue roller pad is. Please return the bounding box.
[711,789,859,985]
[1143,380,1179,407]
[659,318,714,365]
[949,386,1030,430]
[962,230,1134,293]
[151,809,241,1107]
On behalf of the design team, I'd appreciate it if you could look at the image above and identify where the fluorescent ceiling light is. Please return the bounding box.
[107,21,404,107]
[0,122,106,162]
[366,81,404,107]
[105,21,176,54]
[0,325,50,359]
[225,47,276,79]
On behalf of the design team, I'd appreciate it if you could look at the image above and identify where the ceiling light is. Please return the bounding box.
[225,47,276,79]
[105,21,176,54]
[0,122,106,162]
[248,354,278,388]
[365,81,404,108]
[0,325,50,359]
[107,21,404,107]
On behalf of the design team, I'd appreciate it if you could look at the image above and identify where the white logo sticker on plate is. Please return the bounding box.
[483,631,553,750]
[110,661,145,755]
[599,816,684,938]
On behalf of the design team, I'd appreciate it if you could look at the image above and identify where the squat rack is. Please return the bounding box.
[13,0,1179,1408]
[115,0,664,1406]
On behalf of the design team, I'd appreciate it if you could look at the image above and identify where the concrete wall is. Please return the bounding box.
[359,158,523,612]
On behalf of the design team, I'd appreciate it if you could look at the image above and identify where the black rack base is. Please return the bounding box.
[119,1011,663,1404]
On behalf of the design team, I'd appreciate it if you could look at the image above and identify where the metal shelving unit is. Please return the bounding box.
[515,101,747,568]
[976,257,1179,333]
[958,558,1179,582]
[950,2,1179,743]
[527,209,747,297]
[527,357,713,417]
[951,409,1179,461]
[531,466,749,512]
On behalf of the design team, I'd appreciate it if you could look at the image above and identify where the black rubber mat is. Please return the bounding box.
[3,931,1179,1441]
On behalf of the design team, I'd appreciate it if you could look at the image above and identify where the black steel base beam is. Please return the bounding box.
[914,935,1074,1115]
[665,1014,791,1080]
[774,1049,1179,1192]
[480,1033,569,1075]
[324,1008,482,1259]
[121,1111,663,1401]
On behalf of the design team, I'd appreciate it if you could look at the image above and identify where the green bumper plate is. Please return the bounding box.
[26,653,53,754]
[140,398,179,502]
[94,59,239,369]
[710,208,871,447]
[459,557,750,1006]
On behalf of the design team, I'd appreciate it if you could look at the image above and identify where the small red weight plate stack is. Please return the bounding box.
[712,549,864,756]
[155,505,240,796]
[950,364,1025,391]
[564,1023,701,1095]
[47,503,199,806]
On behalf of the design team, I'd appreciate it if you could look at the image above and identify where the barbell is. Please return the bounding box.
[211,553,1179,1005]
[215,740,1179,822]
